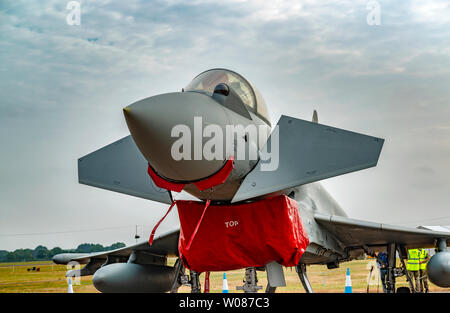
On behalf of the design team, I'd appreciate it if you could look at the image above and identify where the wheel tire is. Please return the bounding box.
[396,287,411,293]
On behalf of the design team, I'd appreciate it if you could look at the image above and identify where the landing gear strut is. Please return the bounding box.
[296,263,313,293]
[396,245,415,293]
[190,271,201,293]
[386,243,396,293]
[237,267,263,293]
[385,243,416,293]
[170,259,201,293]
[170,258,185,293]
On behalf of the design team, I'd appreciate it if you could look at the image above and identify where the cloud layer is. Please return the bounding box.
[0,0,449,250]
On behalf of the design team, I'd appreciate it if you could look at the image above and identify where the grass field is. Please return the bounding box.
[1,259,449,293]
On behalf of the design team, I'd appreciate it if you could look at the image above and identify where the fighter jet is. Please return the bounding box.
[55,69,450,293]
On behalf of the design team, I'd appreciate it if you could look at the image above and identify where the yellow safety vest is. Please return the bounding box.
[419,249,428,270]
[407,249,420,271]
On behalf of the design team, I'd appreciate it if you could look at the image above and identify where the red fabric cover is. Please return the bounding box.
[177,195,309,272]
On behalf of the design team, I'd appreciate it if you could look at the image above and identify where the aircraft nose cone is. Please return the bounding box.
[124,92,230,182]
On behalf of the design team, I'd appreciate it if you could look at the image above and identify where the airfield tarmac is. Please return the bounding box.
[1,259,449,293]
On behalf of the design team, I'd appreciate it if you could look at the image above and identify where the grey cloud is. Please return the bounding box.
[1,0,449,250]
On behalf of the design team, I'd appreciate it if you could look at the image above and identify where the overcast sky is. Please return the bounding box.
[1,0,449,251]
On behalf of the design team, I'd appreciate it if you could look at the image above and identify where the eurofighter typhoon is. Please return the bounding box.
[54,69,450,293]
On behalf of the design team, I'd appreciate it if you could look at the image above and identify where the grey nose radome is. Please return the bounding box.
[123,92,230,182]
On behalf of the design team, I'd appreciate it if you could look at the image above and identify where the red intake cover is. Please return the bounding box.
[177,195,309,272]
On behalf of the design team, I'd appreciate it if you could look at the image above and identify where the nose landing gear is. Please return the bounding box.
[296,263,314,293]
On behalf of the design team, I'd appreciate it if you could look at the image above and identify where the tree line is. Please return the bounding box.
[0,242,126,263]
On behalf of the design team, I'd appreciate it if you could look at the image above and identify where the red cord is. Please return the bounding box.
[149,200,177,246]
[186,199,211,250]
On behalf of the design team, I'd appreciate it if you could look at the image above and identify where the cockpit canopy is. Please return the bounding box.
[185,69,271,126]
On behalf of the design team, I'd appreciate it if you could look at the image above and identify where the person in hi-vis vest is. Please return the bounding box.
[407,248,420,292]
[419,248,429,293]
